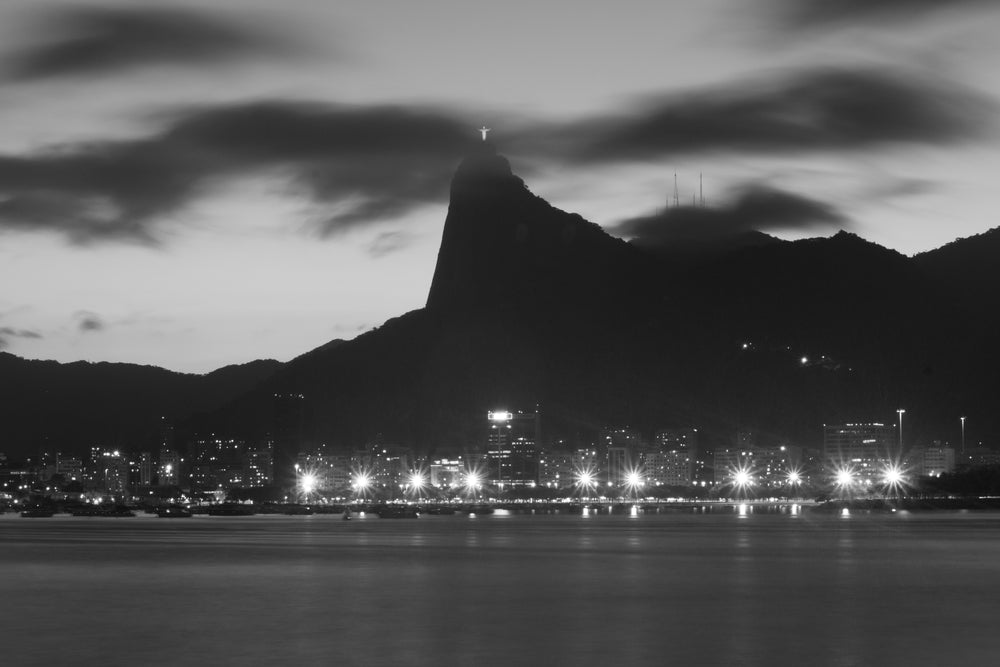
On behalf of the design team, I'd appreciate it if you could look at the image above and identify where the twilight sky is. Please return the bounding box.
[0,0,997,372]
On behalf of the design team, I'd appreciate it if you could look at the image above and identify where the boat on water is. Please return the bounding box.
[422,505,457,516]
[156,504,192,518]
[20,507,55,518]
[104,505,136,517]
[376,505,419,519]
[69,504,135,517]
[280,504,315,515]
[206,503,256,516]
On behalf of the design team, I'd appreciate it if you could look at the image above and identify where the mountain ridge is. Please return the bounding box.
[3,150,999,463]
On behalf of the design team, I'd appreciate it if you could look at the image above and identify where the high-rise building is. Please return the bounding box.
[824,423,896,462]
[138,452,153,487]
[486,409,539,487]
[538,450,577,489]
[55,455,83,482]
[158,449,180,486]
[190,438,246,491]
[644,428,699,486]
[99,450,128,495]
[653,428,698,453]
[823,423,897,485]
[605,446,629,485]
[244,445,274,488]
[713,449,753,485]
[644,450,692,486]
[914,446,955,477]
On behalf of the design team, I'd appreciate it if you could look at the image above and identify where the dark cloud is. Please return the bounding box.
[162,102,474,234]
[779,0,996,27]
[610,185,846,250]
[74,311,105,332]
[0,67,988,245]
[0,102,475,243]
[0,326,42,350]
[5,6,298,81]
[558,68,992,162]
[367,231,413,258]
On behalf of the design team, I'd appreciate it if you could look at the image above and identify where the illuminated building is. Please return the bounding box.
[430,459,462,488]
[909,445,955,477]
[713,449,753,485]
[962,446,1000,469]
[293,449,349,493]
[823,423,896,485]
[653,428,698,453]
[244,445,274,487]
[538,450,576,489]
[158,449,180,486]
[824,423,895,460]
[605,446,629,485]
[100,451,128,495]
[644,428,698,486]
[138,452,153,487]
[55,455,83,482]
[486,409,539,487]
[190,438,246,491]
[644,450,692,486]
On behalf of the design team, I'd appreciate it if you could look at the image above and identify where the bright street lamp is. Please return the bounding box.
[300,472,317,497]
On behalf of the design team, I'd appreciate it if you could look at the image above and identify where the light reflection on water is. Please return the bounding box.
[2,511,1000,666]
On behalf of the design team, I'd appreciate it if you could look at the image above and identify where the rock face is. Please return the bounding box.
[427,143,650,311]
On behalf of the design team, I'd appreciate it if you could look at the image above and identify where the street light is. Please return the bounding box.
[835,467,854,499]
[408,470,426,500]
[897,409,906,456]
[786,469,802,498]
[300,472,317,499]
[464,470,482,500]
[574,468,597,500]
[624,467,644,501]
[961,416,967,455]
[352,471,372,501]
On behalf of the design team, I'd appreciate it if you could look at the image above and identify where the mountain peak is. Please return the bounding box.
[426,148,648,311]
[449,143,525,201]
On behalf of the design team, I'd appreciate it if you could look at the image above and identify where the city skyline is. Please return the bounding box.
[1,0,998,371]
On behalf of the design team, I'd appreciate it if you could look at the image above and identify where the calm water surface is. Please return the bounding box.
[2,509,999,666]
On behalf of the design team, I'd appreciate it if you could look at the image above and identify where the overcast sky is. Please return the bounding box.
[0,0,997,372]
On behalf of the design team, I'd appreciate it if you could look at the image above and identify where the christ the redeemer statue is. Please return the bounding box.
[479,126,491,141]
